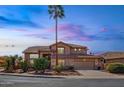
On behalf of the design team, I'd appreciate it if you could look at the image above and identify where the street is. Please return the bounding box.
[0,75,124,87]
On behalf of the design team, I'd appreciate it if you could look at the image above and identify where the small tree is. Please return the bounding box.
[3,55,22,72]
[4,56,14,73]
[20,61,29,72]
[53,64,63,73]
[33,57,49,74]
[10,56,16,70]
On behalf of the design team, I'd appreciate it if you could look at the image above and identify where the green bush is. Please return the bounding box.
[33,57,49,74]
[19,61,29,72]
[53,65,63,73]
[3,55,22,72]
[106,63,124,73]
[3,57,14,73]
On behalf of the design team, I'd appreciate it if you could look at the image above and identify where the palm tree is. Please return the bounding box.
[48,5,65,66]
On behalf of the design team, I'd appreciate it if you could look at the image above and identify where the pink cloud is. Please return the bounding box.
[101,27,108,32]
[46,24,82,32]
[23,23,96,41]
[12,29,29,33]
[79,37,93,41]
[15,29,27,32]
[45,23,93,41]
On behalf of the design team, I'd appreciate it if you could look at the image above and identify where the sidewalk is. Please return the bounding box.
[77,70,124,79]
[1,70,124,79]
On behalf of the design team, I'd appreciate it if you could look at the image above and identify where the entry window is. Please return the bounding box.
[58,47,64,54]
[29,54,39,64]
[30,54,39,59]
[58,59,65,66]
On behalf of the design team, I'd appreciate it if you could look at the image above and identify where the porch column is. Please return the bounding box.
[38,50,41,58]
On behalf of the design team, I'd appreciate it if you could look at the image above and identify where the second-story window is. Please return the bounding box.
[79,48,81,51]
[74,48,77,51]
[58,47,64,54]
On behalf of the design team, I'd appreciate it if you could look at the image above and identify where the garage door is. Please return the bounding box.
[72,62,95,70]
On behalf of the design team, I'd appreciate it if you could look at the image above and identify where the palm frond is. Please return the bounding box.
[48,5,65,19]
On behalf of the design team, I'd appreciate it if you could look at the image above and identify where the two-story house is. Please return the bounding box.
[23,41,103,69]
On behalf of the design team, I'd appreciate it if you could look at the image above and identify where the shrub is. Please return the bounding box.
[33,57,49,74]
[10,56,15,67]
[3,55,22,72]
[19,61,29,72]
[63,66,74,71]
[3,57,14,73]
[106,63,124,73]
[53,65,63,73]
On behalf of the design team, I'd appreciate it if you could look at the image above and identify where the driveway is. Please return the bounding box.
[77,70,124,79]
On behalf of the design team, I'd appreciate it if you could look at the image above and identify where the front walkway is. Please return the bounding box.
[77,70,124,79]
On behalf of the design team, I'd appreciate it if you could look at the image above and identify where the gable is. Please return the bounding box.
[50,41,71,49]
[50,42,70,49]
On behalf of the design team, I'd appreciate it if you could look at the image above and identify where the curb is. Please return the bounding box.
[0,73,65,78]
[1,73,124,79]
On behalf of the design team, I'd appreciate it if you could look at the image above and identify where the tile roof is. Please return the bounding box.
[100,51,124,59]
[23,46,51,53]
[50,41,87,48]
[23,41,88,53]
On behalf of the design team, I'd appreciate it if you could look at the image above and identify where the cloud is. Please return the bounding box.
[0,6,45,29]
[21,23,124,42]
[12,29,29,32]
[46,24,93,41]
[46,23,124,41]
[24,33,50,40]
[101,27,108,32]
[81,25,124,41]
[0,15,42,28]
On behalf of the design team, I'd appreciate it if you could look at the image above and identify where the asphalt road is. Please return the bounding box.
[0,75,124,87]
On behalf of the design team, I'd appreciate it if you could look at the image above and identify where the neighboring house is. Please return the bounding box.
[0,56,6,66]
[100,52,124,64]
[23,41,103,70]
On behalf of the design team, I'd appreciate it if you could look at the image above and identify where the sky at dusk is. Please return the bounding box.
[0,5,124,56]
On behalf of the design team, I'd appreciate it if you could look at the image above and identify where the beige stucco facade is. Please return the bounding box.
[23,41,104,70]
[50,42,103,69]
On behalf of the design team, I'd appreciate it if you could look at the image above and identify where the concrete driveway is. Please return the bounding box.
[77,70,124,79]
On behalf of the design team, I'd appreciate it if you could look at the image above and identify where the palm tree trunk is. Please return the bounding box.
[55,17,58,66]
